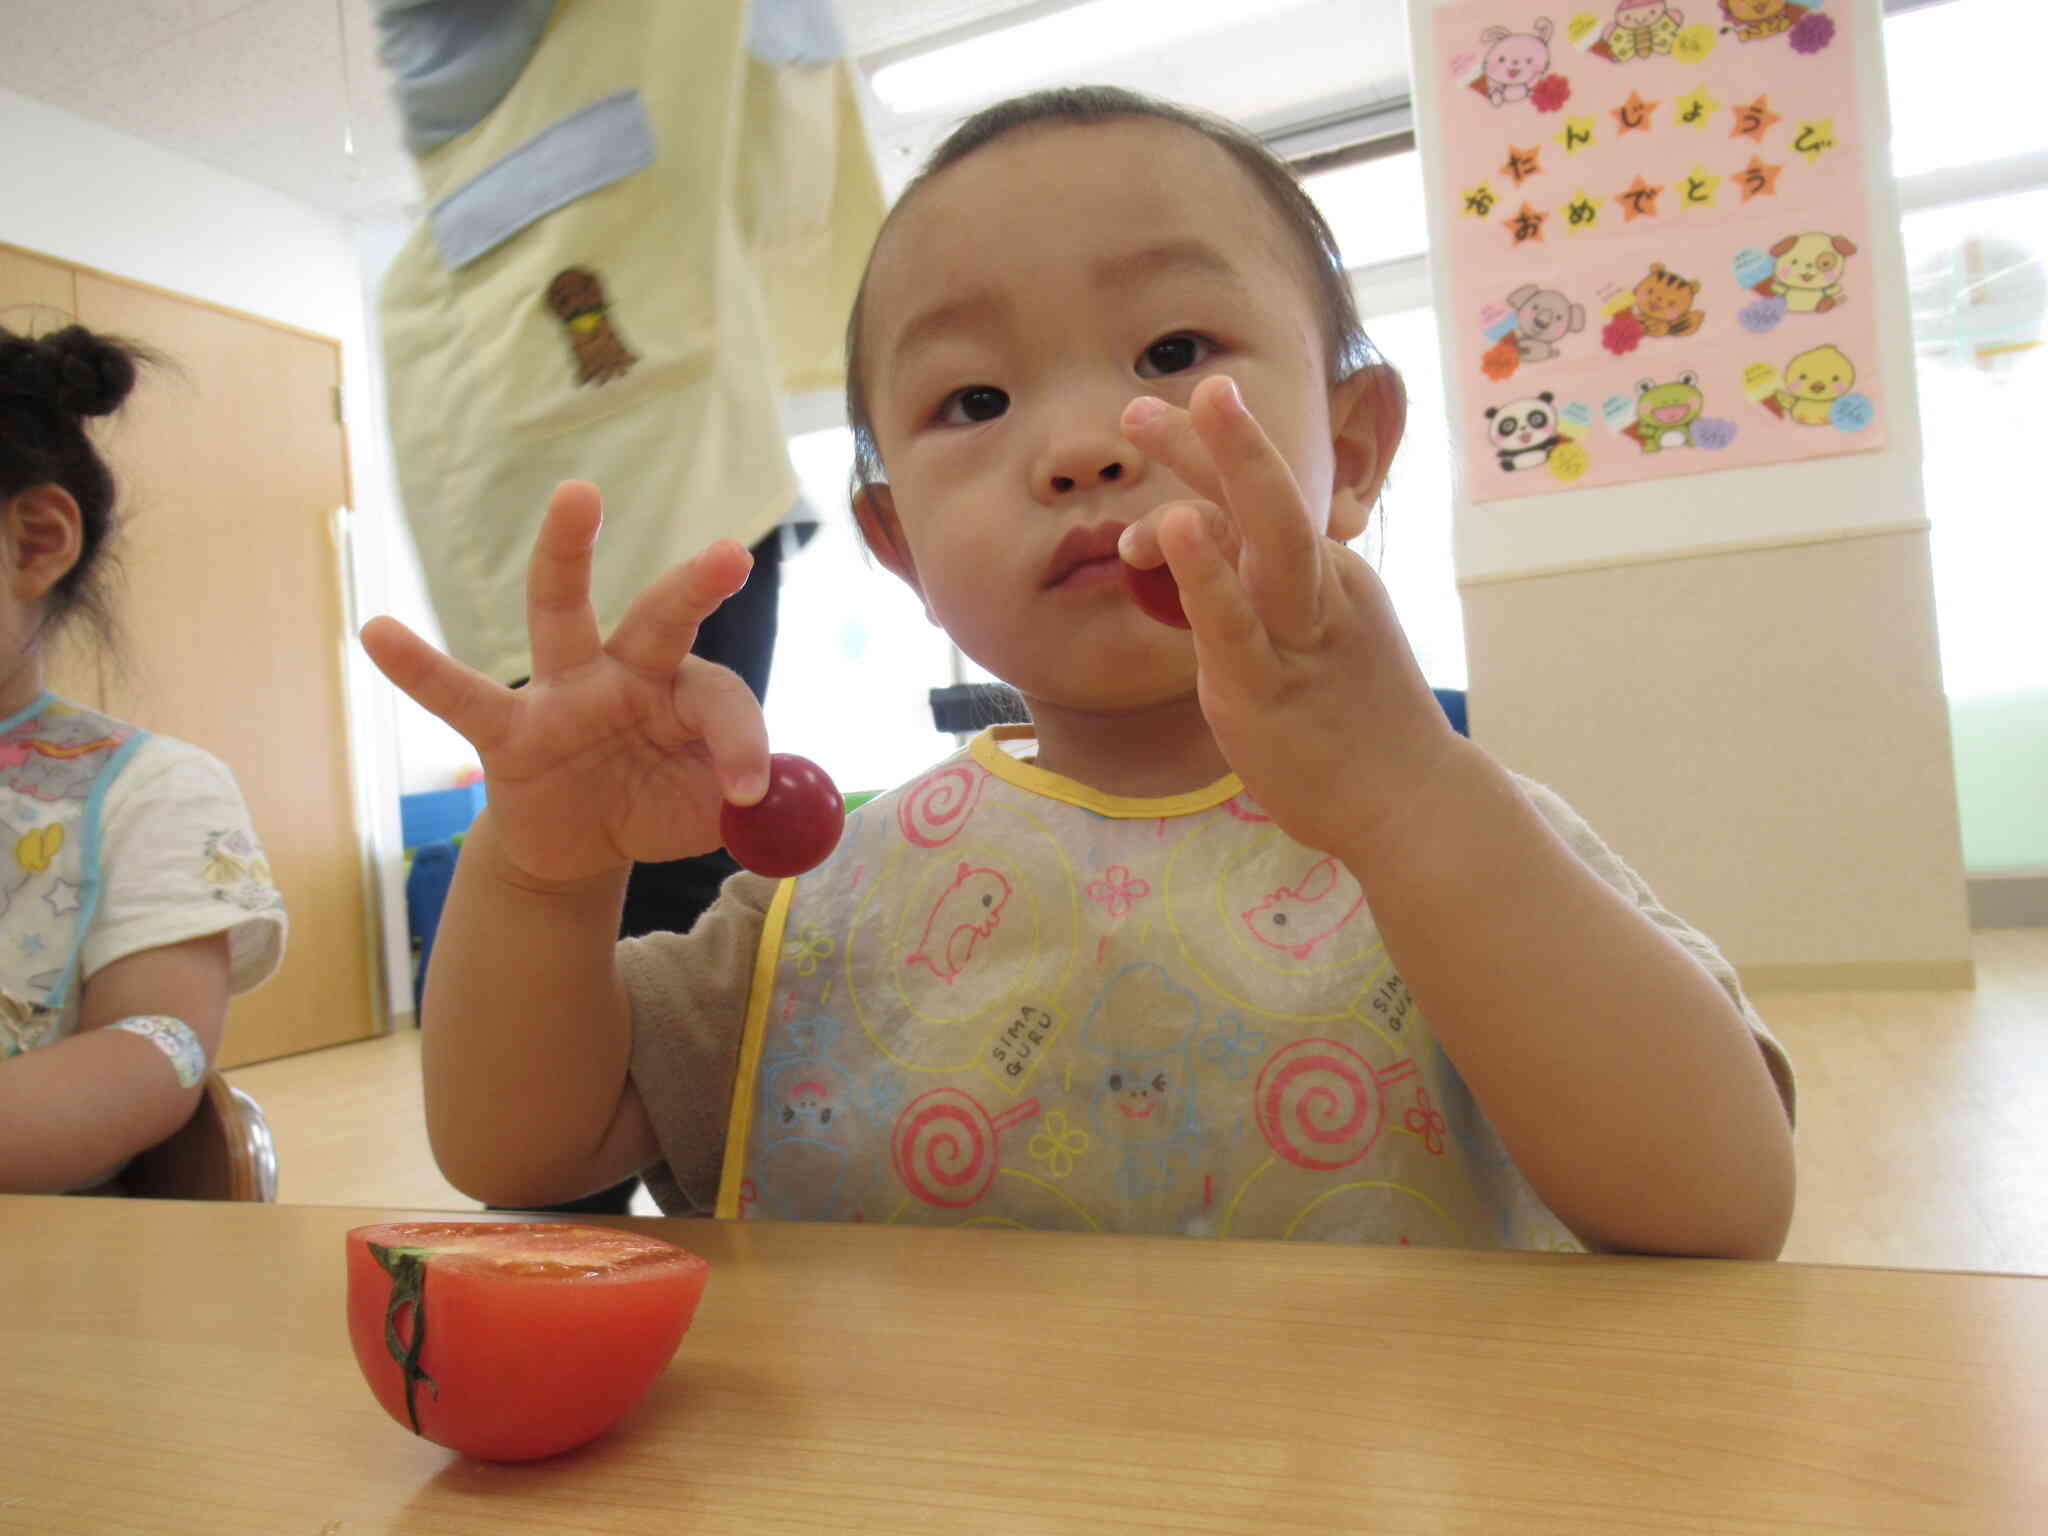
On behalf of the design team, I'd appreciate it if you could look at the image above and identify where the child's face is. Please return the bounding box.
[853,119,1362,714]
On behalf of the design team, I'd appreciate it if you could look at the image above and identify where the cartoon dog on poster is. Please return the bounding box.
[1765,233,1856,314]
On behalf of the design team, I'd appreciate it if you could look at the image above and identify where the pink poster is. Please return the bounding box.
[1430,0,1884,501]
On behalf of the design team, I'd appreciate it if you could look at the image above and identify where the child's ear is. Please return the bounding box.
[851,483,929,607]
[1326,364,1407,543]
[3,484,84,603]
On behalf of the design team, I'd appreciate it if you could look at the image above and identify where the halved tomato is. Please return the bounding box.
[345,1221,709,1462]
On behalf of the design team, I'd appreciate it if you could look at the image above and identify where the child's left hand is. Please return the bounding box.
[1119,375,1460,859]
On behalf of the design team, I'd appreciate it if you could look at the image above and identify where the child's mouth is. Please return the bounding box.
[1053,555,1123,590]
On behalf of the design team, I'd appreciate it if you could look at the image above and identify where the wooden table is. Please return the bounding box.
[2,1197,2044,1534]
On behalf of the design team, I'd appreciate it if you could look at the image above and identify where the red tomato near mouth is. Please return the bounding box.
[345,1221,709,1462]
[721,751,845,877]
[1121,558,1190,628]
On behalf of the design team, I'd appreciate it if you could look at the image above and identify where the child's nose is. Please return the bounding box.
[1034,422,1145,504]
[1051,459,1122,495]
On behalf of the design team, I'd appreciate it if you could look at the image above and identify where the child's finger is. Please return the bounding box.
[669,656,772,805]
[1117,499,1240,574]
[1120,395,1228,506]
[1186,376,1324,640]
[1157,503,1273,684]
[606,539,754,681]
[525,482,608,679]
[359,615,512,750]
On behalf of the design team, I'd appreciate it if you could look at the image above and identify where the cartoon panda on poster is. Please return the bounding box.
[1483,392,1564,471]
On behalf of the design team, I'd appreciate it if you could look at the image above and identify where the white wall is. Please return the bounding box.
[0,84,462,1022]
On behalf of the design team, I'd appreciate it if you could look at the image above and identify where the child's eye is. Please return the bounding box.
[936,385,1009,426]
[1135,333,1216,378]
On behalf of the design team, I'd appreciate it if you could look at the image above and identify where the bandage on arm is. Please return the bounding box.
[108,1015,208,1088]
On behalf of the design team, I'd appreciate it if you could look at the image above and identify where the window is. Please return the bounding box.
[1351,301,1466,690]
[1301,150,1432,272]
[1887,0,2048,869]
[764,427,958,794]
[1308,152,1465,688]
[1885,0,2048,181]
[1906,187,2048,702]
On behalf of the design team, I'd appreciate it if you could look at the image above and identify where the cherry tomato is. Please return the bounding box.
[1121,558,1190,628]
[346,1221,709,1462]
[721,752,845,877]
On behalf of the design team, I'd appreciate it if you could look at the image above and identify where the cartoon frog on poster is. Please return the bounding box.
[1616,373,1740,454]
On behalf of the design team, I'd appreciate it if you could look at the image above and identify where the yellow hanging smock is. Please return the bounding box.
[378,0,883,682]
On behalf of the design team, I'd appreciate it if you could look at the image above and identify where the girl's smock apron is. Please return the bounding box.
[0,696,148,1054]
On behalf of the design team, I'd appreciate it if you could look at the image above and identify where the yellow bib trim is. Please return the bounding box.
[714,875,798,1219]
[967,726,1243,820]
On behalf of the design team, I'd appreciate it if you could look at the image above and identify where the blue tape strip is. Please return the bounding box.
[47,726,149,1013]
[429,89,656,270]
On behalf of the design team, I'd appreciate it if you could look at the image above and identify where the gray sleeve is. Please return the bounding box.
[1513,774,1798,1128]
[747,0,850,64]
[620,869,781,1213]
[372,0,558,153]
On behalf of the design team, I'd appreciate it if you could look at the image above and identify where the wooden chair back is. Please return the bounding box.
[123,1070,278,1202]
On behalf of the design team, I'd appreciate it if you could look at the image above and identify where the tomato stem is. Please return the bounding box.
[368,1242,439,1434]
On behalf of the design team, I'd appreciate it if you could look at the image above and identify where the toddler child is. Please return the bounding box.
[363,86,1794,1256]
[0,324,286,1193]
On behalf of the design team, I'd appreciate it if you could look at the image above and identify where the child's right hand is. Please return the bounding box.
[359,481,769,890]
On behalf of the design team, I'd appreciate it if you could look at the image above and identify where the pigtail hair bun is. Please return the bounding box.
[0,324,142,420]
[42,325,140,418]
[0,321,159,659]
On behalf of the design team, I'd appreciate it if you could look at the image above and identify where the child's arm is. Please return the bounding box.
[0,933,228,1193]
[1332,740,1794,1259]
[1124,378,1794,1259]
[360,482,771,1207]
[412,813,654,1206]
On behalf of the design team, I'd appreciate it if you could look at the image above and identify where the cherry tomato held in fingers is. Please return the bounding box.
[721,752,846,877]
[1121,558,1190,628]
[346,1222,710,1462]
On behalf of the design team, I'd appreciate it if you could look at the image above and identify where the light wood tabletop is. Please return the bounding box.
[2,1196,2044,1534]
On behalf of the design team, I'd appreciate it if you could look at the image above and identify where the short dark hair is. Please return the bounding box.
[0,323,153,649]
[844,85,1381,492]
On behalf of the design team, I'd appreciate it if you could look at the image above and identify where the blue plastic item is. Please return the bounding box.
[1432,688,1469,738]
[401,783,488,848]
[405,840,459,1012]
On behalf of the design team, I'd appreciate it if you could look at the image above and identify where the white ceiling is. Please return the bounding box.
[0,0,1412,224]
